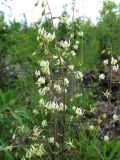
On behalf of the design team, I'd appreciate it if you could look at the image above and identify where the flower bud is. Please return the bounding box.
[42,10,45,16]
[35,0,39,7]
[104,135,109,141]
[89,125,94,131]
[41,0,45,7]
[102,113,107,119]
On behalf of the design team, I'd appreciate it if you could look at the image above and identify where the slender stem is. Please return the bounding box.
[108,46,112,112]
[72,0,76,43]
[81,33,84,68]
[45,0,67,158]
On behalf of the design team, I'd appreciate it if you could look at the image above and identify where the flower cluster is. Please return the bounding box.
[44,101,67,112]
[60,40,70,50]
[26,144,45,158]
[64,77,69,87]
[38,28,55,42]
[75,71,83,80]
[36,77,45,87]
[35,70,41,77]
[103,57,119,72]
[54,83,62,93]
[39,60,50,75]
[39,86,49,96]
[75,107,84,116]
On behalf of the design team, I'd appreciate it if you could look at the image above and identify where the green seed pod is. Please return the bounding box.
[41,0,45,7]
[35,0,39,7]
[42,9,45,16]
[97,116,102,125]
[102,113,107,119]
[38,18,42,24]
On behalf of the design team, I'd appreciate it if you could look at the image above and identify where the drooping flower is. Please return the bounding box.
[99,73,105,80]
[72,106,76,111]
[26,144,45,158]
[113,114,119,121]
[104,135,109,142]
[111,57,117,65]
[56,57,65,65]
[32,51,37,56]
[68,65,74,71]
[75,107,84,116]
[39,60,50,75]
[77,31,84,37]
[54,84,62,93]
[35,70,41,77]
[40,60,49,68]
[65,139,76,151]
[44,101,67,112]
[44,32,55,42]
[101,50,105,54]
[89,125,94,131]
[74,45,78,50]
[38,28,55,42]
[39,98,45,106]
[102,89,111,98]
[112,64,119,72]
[41,120,47,127]
[103,59,108,65]
[39,86,49,95]
[33,126,41,137]
[60,16,67,24]
[64,77,69,86]
[60,40,70,49]
[59,102,67,111]
[70,51,76,56]
[37,77,45,87]
[75,41,79,45]
[48,137,55,144]
[75,71,83,80]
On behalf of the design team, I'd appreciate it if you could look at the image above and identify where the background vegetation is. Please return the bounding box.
[0,0,120,159]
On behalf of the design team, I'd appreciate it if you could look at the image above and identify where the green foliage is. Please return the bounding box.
[0,0,120,159]
[97,0,120,55]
